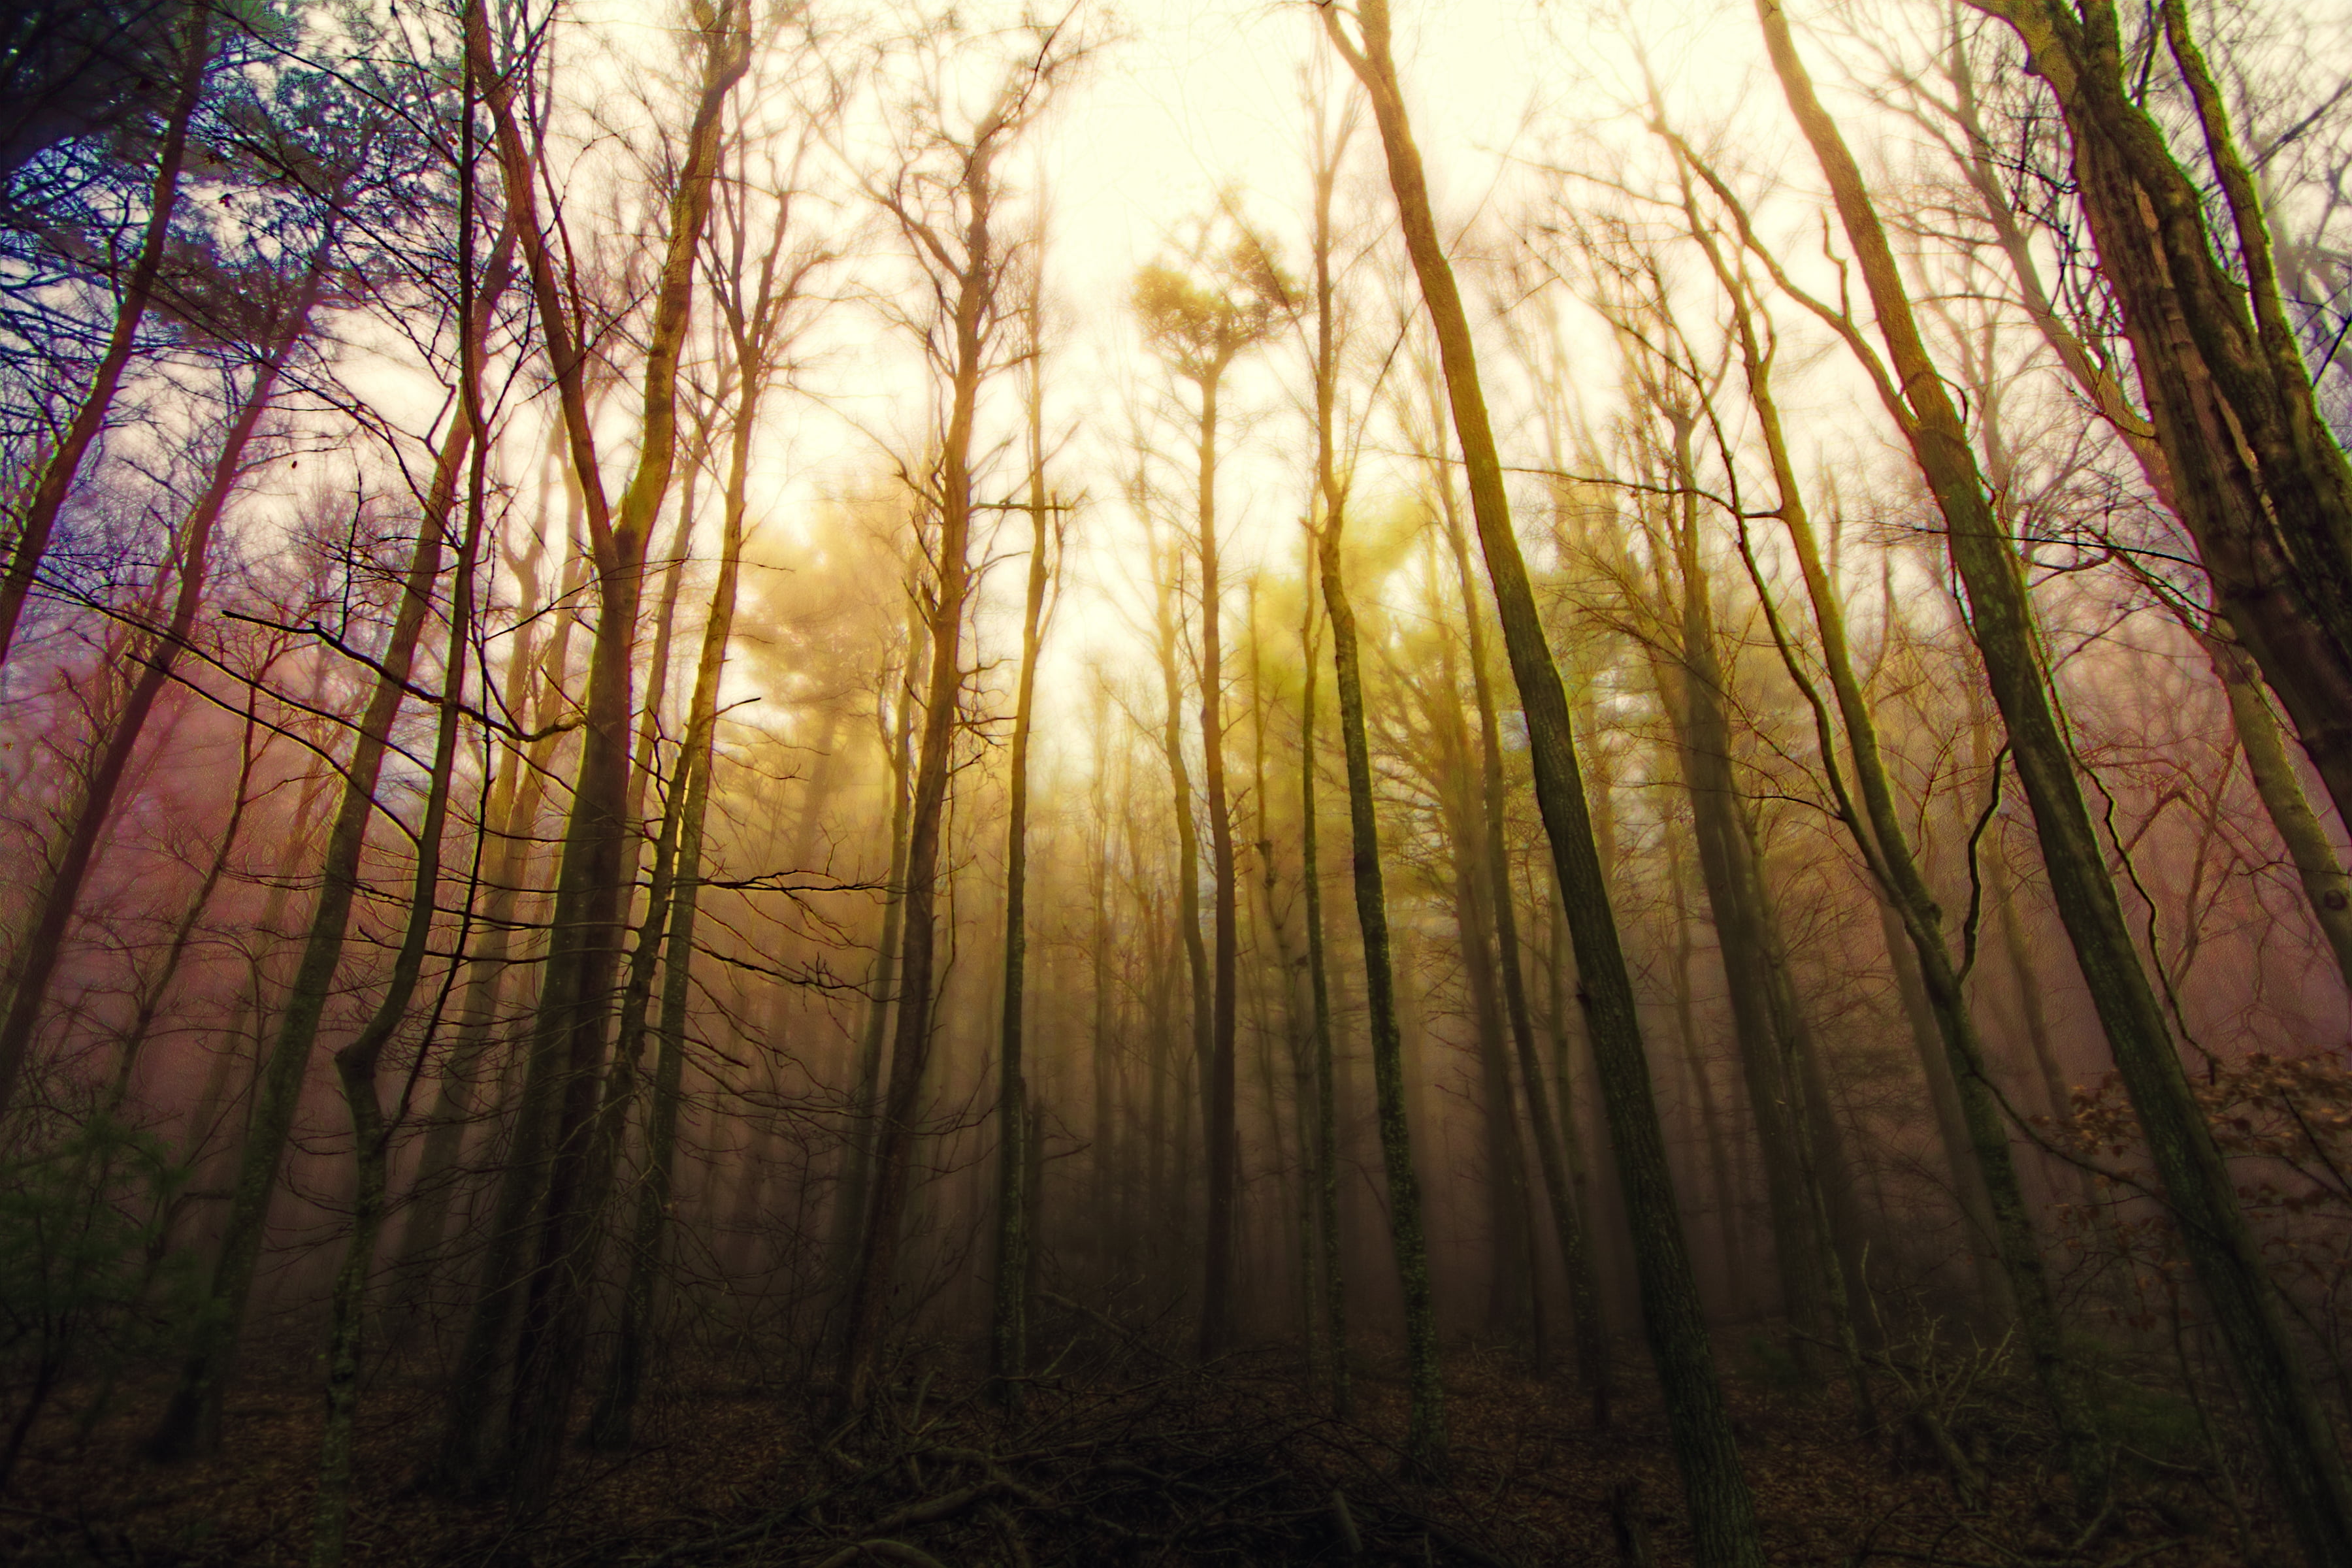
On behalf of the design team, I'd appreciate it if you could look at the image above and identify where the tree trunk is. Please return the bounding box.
[1196,370,1243,1360]
[586,325,760,1447]
[1324,4,1761,1552]
[828,602,920,1333]
[1299,549,1350,1416]
[990,319,1053,1408]
[385,504,581,1332]
[1970,0,2352,849]
[440,1,743,1503]
[1758,5,2351,1550]
[310,302,491,1565]
[1316,485,1447,1478]
[834,89,1022,1414]
[58,232,334,1460]
[1151,529,1213,1260]
[0,2,211,674]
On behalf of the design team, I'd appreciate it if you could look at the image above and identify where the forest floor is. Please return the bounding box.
[0,1322,2295,1567]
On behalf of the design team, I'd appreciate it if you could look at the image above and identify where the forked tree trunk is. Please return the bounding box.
[439,1,744,1503]
[835,87,1026,1414]
[1966,0,2352,847]
[1928,29,2352,1003]
[1301,95,1352,1414]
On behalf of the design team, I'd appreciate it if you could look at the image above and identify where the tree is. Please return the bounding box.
[1756,3,2352,1555]
[0,0,213,674]
[990,224,1059,1412]
[1961,0,2352,857]
[834,24,1075,1416]
[1322,1,1765,1555]
[1132,208,1292,1359]
[438,0,747,1502]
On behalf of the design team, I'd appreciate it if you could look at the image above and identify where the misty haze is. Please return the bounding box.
[2,0,2351,1563]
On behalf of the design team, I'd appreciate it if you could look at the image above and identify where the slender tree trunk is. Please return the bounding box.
[1667,137,2109,1481]
[1,248,332,1139]
[1316,490,1447,1477]
[829,605,919,1328]
[835,94,1021,1414]
[1300,90,1356,1418]
[587,333,760,1448]
[1435,443,1609,1420]
[1646,587,1818,1355]
[311,306,491,1567]
[1196,371,1243,1360]
[1324,4,1762,1552]
[60,235,334,1460]
[1151,533,1213,1261]
[385,510,579,1330]
[442,2,744,1503]
[0,3,211,674]
[2208,630,2352,995]
[1665,823,1746,1314]
[1759,5,2350,1550]
[990,325,1053,1409]
[1299,549,1350,1416]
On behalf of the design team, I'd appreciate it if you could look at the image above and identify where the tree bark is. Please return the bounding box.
[58,229,336,1460]
[310,288,491,1566]
[1195,368,1243,1360]
[1967,0,2352,849]
[1302,127,1352,1405]
[835,78,1035,1413]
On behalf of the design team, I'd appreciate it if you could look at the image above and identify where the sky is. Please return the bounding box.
[478,0,2349,783]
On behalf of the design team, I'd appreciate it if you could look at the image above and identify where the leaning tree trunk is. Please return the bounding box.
[1968,0,2352,849]
[1298,550,1350,1418]
[0,2,211,677]
[1324,3,1763,1556]
[143,214,496,1460]
[1435,470,1609,1423]
[1759,4,2351,1553]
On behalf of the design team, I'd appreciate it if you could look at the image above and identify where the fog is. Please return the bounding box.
[3,0,2351,1563]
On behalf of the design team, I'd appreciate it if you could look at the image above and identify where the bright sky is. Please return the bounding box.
[483,0,2344,777]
